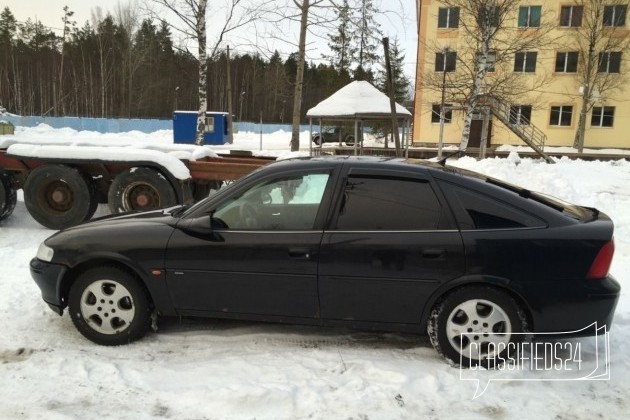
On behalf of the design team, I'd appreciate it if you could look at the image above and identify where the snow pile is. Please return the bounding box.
[0,126,629,418]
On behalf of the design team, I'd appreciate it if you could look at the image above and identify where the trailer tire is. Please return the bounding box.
[23,165,93,230]
[0,170,17,222]
[108,167,177,214]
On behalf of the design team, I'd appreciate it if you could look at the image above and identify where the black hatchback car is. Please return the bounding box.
[30,157,620,366]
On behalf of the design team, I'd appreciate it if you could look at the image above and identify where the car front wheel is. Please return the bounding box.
[68,267,152,345]
[428,286,527,368]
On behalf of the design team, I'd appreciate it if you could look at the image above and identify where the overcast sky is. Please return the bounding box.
[3,0,418,78]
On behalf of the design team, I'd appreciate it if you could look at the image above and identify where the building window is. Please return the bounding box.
[438,7,460,28]
[603,5,626,27]
[431,104,453,123]
[598,52,622,73]
[560,5,583,27]
[478,5,500,27]
[514,52,537,72]
[435,51,457,72]
[555,52,579,72]
[591,107,615,127]
[518,6,541,27]
[509,105,532,125]
[549,106,573,126]
[476,51,496,72]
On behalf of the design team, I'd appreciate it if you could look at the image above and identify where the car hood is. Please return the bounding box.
[44,207,181,253]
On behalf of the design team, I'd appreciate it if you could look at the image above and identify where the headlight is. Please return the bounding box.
[36,243,55,262]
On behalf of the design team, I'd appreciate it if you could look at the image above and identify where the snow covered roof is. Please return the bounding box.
[306,81,412,119]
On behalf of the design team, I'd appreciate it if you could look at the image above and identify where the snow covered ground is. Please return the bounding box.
[1,125,629,419]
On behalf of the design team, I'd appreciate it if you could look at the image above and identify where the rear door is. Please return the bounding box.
[318,167,466,324]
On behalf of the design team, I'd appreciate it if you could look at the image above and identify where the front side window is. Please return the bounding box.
[514,51,537,72]
[213,172,330,230]
[603,5,626,27]
[431,104,453,123]
[518,6,542,27]
[438,7,460,28]
[598,51,622,73]
[336,176,441,231]
[555,52,579,72]
[509,105,532,125]
[560,5,583,27]
[591,106,615,127]
[550,105,573,126]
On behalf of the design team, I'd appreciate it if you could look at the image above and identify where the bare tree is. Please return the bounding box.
[569,0,630,152]
[425,0,554,150]
[149,0,269,144]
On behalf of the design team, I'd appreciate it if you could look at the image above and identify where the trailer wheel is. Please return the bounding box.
[23,165,93,230]
[108,167,177,213]
[0,170,17,222]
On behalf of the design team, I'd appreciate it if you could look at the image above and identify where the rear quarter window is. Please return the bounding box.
[440,182,547,230]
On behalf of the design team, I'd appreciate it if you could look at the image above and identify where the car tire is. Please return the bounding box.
[427,286,527,368]
[68,266,152,346]
[23,165,93,230]
[0,170,17,222]
[345,135,355,146]
[312,136,322,146]
[108,167,177,213]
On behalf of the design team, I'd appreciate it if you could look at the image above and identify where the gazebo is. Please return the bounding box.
[305,81,412,155]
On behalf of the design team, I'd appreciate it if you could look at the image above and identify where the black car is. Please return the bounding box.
[30,157,620,367]
[311,126,358,145]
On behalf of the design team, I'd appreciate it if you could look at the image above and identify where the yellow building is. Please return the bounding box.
[413,0,630,150]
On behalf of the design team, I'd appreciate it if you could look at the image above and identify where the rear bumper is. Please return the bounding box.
[526,275,620,336]
[30,258,66,315]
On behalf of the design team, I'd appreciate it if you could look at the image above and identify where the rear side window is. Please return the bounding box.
[335,176,442,230]
[445,185,546,230]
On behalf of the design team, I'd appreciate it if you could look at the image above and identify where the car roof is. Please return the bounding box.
[273,155,457,175]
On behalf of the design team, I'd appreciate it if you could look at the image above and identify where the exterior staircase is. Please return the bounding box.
[488,98,555,163]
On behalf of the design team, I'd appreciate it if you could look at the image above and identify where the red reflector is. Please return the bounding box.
[587,240,615,280]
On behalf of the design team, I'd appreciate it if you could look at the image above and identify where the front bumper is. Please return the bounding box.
[30,258,67,315]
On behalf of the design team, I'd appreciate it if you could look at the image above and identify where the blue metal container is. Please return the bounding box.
[173,111,229,145]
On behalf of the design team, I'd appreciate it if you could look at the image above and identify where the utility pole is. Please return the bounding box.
[383,37,401,157]
[226,45,234,144]
[438,47,449,160]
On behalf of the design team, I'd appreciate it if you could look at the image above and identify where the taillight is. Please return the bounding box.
[586,239,615,280]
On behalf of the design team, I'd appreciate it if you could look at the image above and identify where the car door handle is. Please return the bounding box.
[422,248,447,259]
[289,247,312,259]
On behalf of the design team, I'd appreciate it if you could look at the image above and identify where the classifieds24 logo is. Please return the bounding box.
[459,322,611,399]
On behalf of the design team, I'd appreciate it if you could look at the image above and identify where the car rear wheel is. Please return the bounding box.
[428,286,527,368]
[0,170,17,222]
[312,135,322,146]
[345,135,356,146]
[68,266,152,345]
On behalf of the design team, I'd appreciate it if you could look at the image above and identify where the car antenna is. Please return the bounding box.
[438,149,465,167]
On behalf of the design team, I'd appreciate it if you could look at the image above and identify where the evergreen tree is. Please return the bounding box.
[377,37,410,103]
[324,0,357,77]
[354,0,381,81]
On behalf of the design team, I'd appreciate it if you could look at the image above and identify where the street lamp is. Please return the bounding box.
[239,91,246,122]
[174,86,180,111]
[438,47,450,160]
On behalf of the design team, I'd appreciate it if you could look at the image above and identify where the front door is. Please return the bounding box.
[469,119,492,148]
[164,170,334,318]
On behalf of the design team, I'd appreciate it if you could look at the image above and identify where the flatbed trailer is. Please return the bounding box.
[0,145,274,230]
